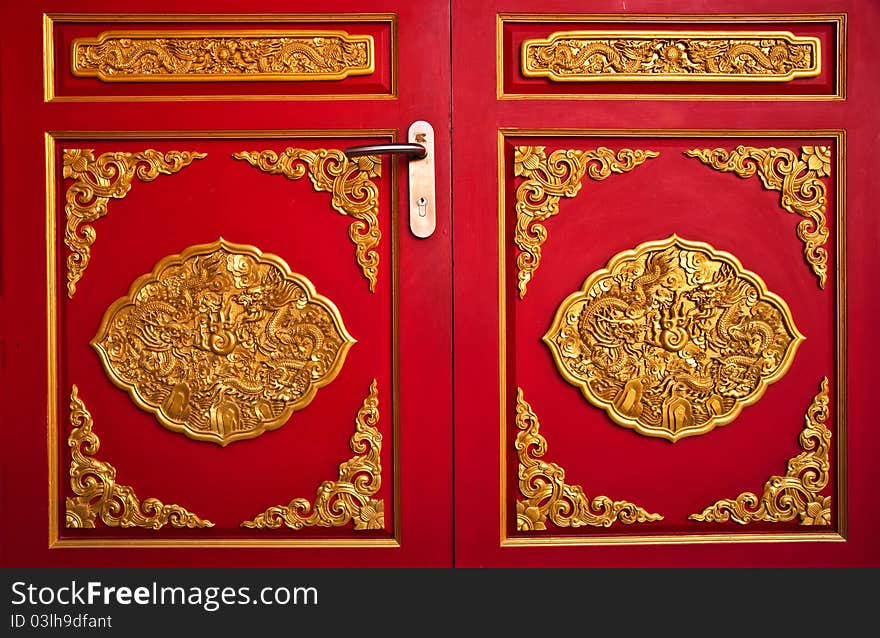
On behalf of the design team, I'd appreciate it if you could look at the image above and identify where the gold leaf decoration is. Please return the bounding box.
[242,379,383,531]
[62,148,206,298]
[233,148,381,292]
[91,239,355,446]
[543,236,804,442]
[65,386,214,529]
[72,30,374,82]
[513,146,658,298]
[522,31,820,82]
[685,145,831,288]
[690,377,832,525]
[515,387,662,531]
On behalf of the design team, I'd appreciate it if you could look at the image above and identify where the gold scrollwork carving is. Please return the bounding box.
[91,239,355,446]
[515,388,662,531]
[65,386,214,529]
[544,236,804,442]
[72,30,374,82]
[522,31,820,82]
[513,145,658,298]
[242,379,384,531]
[233,148,381,292]
[685,145,831,289]
[62,148,206,298]
[690,377,832,525]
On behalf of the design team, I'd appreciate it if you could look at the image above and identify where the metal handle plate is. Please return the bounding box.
[407,121,435,238]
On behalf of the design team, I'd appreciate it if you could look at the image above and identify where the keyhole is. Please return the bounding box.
[417,196,427,217]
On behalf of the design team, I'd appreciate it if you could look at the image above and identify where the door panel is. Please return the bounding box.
[0,0,451,567]
[454,0,877,566]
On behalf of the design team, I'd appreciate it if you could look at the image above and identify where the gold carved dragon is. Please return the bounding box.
[72,30,374,82]
[522,31,820,82]
[92,239,355,446]
[544,236,804,442]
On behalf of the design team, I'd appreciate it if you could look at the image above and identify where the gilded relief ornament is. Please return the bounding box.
[91,239,355,446]
[685,145,831,289]
[513,145,658,298]
[72,30,374,82]
[242,379,384,531]
[63,148,206,298]
[66,386,214,529]
[233,148,382,291]
[544,236,804,442]
[690,377,832,525]
[515,388,662,531]
[522,31,820,82]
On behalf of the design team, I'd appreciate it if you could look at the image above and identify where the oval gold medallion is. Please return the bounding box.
[543,235,804,442]
[92,239,355,446]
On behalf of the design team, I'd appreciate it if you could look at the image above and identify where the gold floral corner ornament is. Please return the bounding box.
[515,388,662,531]
[233,148,381,292]
[62,148,206,298]
[685,145,831,289]
[65,386,214,529]
[72,30,374,82]
[513,145,658,298]
[91,239,355,446]
[690,377,832,525]
[543,236,804,442]
[522,31,820,82]
[241,379,384,531]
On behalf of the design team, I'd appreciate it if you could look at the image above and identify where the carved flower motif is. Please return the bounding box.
[514,146,547,177]
[62,148,96,179]
[516,500,547,531]
[800,495,831,525]
[802,145,831,178]
[64,497,96,528]
[656,43,688,73]
[354,155,381,178]
[356,499,385,530]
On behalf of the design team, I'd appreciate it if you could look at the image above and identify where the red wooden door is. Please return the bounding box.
[453,0,879,566]
[0,0,452,567]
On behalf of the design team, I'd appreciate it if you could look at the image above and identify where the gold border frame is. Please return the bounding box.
[497,14,846,101]
[497,128,847,546]
[44,13,398,102]
[47,129,401,548]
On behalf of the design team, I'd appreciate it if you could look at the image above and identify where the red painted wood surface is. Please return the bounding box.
[0,0,452,567]
[453,0,880,567]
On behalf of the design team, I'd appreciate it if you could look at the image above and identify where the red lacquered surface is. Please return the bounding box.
[454,0,879,567]
[0,0,452,567]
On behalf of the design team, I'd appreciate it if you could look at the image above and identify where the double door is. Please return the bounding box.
[0,0,875,567]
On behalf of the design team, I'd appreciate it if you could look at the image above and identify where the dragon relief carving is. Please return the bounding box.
[544,236,804,442]
[72,31,374,81]
[522,31,819,81]
[91,239,355,446]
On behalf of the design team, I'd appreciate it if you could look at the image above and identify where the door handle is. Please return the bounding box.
[344,121,436,238]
